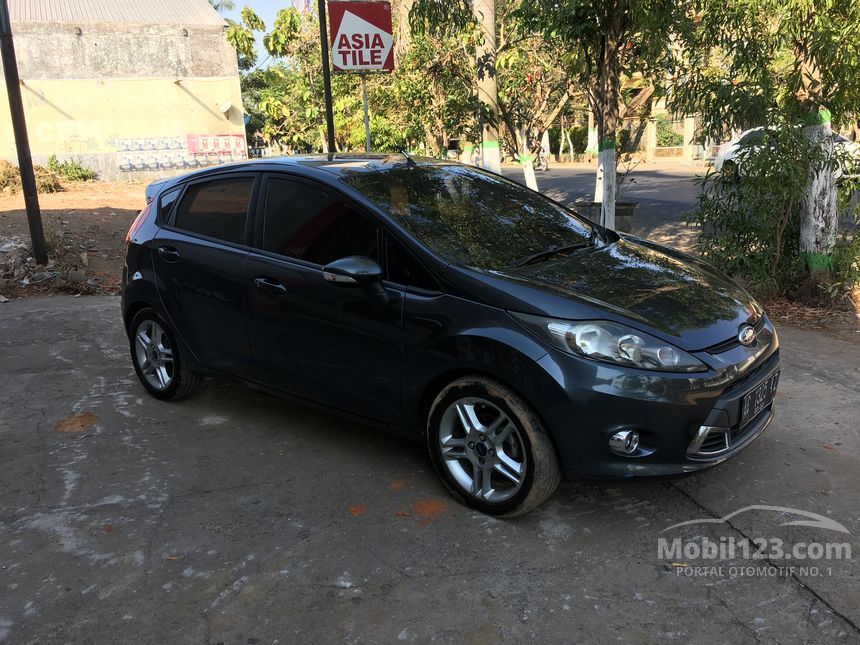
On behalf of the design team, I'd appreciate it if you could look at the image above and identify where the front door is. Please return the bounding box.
[244,174,403,424]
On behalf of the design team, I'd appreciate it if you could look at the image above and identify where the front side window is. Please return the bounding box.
[173,177,253,244]
[342,165,593,270]
[262,177,377,264]
[385,236,438,290]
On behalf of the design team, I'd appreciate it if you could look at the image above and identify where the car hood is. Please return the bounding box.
[463,237,762,351]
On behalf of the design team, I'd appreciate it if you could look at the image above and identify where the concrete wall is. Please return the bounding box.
[0,22,247,179]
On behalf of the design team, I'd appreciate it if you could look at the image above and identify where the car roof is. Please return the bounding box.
[145,154,454,200]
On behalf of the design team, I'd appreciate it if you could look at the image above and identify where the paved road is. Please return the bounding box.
[1,296,858,643]
[502,163,702,251]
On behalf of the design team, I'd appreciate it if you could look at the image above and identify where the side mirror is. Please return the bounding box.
[322,256,383,286]
[322,256,389,309]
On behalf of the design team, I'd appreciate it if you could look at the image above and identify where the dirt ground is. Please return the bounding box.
[0,179,858,340]
[0,181,146,298]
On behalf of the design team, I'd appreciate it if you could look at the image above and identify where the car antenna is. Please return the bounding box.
[399,148,417,168]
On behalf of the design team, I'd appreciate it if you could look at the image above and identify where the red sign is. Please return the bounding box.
[328,1,394,72]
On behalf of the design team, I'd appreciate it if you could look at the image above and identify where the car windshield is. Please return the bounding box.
[341,164,593,270]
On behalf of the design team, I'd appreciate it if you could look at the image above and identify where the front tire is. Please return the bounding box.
[427,376,560,516]
[128,308,201,401]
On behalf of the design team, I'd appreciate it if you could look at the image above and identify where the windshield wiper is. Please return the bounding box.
[510,239,594,268]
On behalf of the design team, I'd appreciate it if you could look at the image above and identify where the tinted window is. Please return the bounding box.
[173,177,253,244]
[263,177,377,264]
[386,236,437,290]
[342,165,592,270]
[158,187,181,222]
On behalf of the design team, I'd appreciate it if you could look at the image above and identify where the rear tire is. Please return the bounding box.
[427,376,560,517]
[128,308,201,401]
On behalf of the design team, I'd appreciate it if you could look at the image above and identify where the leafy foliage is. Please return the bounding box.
[655,116,683,147]
[670,0,860,142]
[225,5,480,153]
[47,155,96,182]
[688,124,827,296]
[671,0,860,294]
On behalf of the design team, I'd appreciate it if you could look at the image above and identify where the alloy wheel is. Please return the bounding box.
[134,319,174,391]
[437,397,527,503]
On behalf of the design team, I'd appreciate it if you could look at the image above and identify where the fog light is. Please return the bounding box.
[609,429,640,455]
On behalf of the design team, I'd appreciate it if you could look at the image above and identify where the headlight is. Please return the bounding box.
[512,313,708,373]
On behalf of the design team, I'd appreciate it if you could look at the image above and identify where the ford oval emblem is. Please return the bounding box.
[738,325,756,346]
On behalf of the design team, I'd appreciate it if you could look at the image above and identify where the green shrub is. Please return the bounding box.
[656,115,683,147]
[688,125,821,297]
[831,233,860,298]
[569,126,587,154]
[47,155,96,182]
[546,125,588,156]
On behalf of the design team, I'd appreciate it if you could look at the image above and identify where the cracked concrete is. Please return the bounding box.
[0,295,858,643]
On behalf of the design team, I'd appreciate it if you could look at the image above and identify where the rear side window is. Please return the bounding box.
[262,177,377,264]
[158,187,181,223]
[173,177,253,244]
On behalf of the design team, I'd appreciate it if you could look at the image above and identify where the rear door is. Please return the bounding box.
[153,173,258,378]
[244,173,403,424]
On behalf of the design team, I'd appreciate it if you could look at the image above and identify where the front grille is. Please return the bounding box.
[704,316,766,354]
[722,350,779,396]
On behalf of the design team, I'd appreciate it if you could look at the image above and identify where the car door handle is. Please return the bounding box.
[157,246,180,263]
[254,277,288,295]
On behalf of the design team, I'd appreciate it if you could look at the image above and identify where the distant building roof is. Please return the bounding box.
[9,0,226,27]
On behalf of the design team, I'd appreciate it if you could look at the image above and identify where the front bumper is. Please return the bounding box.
[532,327,781,479]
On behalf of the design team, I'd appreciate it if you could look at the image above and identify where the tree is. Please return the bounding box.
[225,4,479,153]
[209,0,235,14]
[517,0,685,227]
[670,0,860,287]
[410,0,585,187]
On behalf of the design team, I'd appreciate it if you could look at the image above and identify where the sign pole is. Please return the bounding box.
[0,0,48,265]
[317,0,336,154]
[361,73,370,152]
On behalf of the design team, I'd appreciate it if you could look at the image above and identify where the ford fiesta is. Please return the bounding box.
[122,155,780,516]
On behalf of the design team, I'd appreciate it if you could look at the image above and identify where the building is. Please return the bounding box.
[0,0,247,179]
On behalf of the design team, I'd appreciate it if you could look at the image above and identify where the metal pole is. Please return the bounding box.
[317,0,336,154]
[0,0,47,265]
[361,74,370,152]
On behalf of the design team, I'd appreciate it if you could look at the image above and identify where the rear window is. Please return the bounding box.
[173,177,254,244]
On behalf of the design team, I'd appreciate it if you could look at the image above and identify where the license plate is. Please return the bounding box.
[741,371,779,426]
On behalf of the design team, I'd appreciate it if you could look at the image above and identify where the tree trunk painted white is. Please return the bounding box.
[600,147,616,228]
[518,127,538,190]
[594,153,604,201]
[683,116,696,161]
[800,118,838,273]
[540,130,550,159]
[474,0,502,175]
[645,118,657,162]
[586,111,598,155]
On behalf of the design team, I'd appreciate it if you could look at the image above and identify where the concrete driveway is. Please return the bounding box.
[1,296,858,643]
